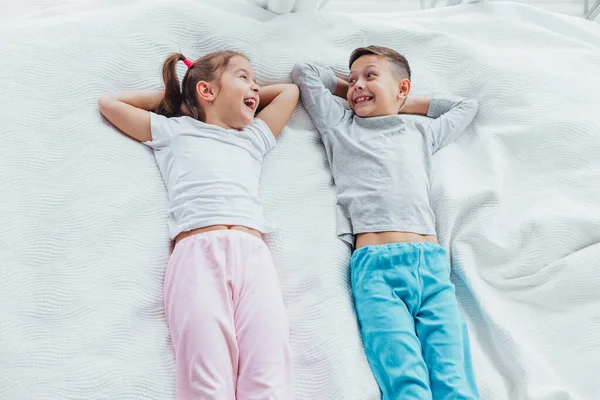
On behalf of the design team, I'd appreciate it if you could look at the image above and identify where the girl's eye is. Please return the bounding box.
[367,72,376,78]
[349,78,356,84]
[240,75,247,80]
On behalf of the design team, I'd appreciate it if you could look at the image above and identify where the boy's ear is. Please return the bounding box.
[397,78,411,99]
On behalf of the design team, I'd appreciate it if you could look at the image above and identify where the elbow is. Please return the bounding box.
[291,61,310,84]
[459,98,479,123]
[288,83,300,99]
[292,84,300,106]
[466,98,479,113]
[97,95,113,116]
[283,84,300,107]
[292,61,307,72]
[470,99,480,122]
[291,62,303,84]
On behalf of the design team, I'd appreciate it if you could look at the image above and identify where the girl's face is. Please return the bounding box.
[210,56,260,129]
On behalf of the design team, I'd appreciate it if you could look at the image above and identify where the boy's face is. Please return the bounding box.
[347,55,410,118]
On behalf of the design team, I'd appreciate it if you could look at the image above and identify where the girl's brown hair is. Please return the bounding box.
[155,51,246,120]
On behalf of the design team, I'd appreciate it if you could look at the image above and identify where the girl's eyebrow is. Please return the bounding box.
[234,68,256,81]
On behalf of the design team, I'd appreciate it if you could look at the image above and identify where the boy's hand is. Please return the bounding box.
[334,74,349,99]
[398,96,432,116]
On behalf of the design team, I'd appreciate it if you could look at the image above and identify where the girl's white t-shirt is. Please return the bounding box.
[143,113,276,239]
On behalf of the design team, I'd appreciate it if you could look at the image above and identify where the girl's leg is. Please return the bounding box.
[163,235,238,400]
[231,232,293,400]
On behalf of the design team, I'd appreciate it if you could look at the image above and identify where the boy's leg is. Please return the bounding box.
[415,244,480,400]
[163,235,238,400]
[232,232,293,400]
[351,246,432,400]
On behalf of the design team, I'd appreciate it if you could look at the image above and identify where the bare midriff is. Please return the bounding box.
[355,231,438,249]
[175,225,262,245]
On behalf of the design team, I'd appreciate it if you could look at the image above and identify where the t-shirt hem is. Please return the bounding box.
[337,224,437,237]
[170,217,273,239]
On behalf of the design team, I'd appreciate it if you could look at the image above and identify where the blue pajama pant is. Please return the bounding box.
[351,242,479,400]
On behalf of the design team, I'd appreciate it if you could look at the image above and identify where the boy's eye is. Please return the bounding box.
[240,75,247,79]
[349,78,356,83]
[367,72,376,78]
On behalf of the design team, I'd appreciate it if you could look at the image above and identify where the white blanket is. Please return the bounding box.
[244,0,331,13]
[1,1,600,399]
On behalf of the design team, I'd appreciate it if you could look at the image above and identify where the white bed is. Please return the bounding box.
[246,0,600,19]
[321,0,600,19]
[1,0,600,399]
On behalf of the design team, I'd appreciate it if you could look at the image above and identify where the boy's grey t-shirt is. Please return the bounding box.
[292,62,479,246]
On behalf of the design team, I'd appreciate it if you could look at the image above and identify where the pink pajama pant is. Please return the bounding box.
[164,230,293,399]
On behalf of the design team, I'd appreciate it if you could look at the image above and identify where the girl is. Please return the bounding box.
[98,51,298,399]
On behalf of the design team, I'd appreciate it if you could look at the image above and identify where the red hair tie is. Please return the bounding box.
[183,58,194,69]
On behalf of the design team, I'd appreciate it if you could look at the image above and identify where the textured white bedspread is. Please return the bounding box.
[1,1,600,399]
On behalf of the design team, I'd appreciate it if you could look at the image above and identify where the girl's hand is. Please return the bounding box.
[180,102,191,117]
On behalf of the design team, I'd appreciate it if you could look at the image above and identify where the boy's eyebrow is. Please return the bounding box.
[349,64,381,74]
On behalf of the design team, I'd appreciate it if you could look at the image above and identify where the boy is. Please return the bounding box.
[292,46,480,400]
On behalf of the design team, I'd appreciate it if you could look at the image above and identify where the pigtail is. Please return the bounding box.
[155,53,186,117]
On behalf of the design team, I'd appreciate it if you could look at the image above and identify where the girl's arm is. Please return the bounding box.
[256,83,299,138]
[98,90,164,142]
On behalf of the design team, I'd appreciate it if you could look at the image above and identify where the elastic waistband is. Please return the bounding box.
[175,228,265,248]
[353,241,446,258]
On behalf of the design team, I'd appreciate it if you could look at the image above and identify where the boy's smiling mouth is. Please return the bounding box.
[354,95,374,106]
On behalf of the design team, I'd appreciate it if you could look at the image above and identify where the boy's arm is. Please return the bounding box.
[334,75,349,99]
[291,62,346,132]
[424,95,479,153]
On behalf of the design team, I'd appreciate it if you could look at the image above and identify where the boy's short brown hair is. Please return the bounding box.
[349,45,411,80]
